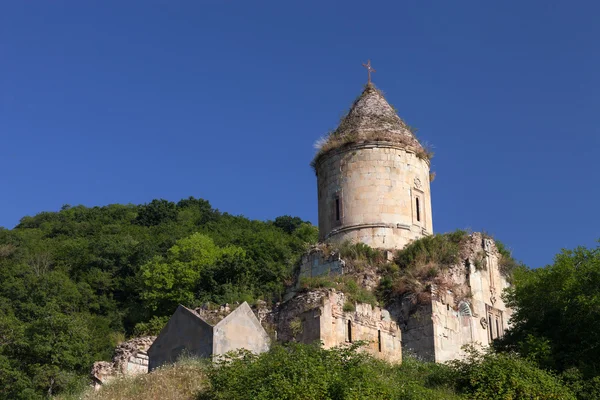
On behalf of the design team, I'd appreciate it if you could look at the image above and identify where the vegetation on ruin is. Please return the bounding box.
[299,275,378,309]
[0,198,317,399]
[310,84,433,170]
[376,231,522,305]
[377,230,468,304]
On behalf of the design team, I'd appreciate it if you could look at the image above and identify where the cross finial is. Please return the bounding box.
[362,59,376,84]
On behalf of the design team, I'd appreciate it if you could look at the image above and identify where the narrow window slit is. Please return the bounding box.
[496,318,500,338]
[416,198,421,222]
[347,320,352,342]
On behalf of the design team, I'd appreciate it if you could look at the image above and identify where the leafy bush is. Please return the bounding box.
[448,348,576,400]
[199,343,461,400]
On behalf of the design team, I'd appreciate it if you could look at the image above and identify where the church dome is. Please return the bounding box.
[312,83,428,169]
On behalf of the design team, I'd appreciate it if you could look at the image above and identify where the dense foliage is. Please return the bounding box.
[3,195,600,400]
[57,343,580,400]
[200,343,460,400]
[449,347,575,400]
[497,242,600,395]
[0,198,317,399]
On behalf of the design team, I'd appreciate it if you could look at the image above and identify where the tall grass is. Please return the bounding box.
[55,357,207,400]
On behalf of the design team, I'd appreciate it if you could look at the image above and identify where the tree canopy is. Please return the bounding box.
[0,199,317,399]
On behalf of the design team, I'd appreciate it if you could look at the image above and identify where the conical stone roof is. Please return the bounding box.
[312,84,427,168]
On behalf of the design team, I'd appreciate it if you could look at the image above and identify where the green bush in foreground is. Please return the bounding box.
[57,343,583,400]
[199,342,460,400]
[448,347,575,400]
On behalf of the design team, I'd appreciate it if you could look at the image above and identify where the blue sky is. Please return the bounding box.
[1,1,598,268]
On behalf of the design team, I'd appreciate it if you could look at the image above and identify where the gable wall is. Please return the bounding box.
[212,303,270,356]
[148,306,213,371]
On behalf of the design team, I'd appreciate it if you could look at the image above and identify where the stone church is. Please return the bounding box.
[280,71,512,363]
[92,68,514,385]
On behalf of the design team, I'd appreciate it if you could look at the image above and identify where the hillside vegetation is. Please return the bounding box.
[2,197,600,399]
[0,198,316,399]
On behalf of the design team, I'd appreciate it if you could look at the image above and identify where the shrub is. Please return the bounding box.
[199,343,461,400]
[395,231,467,270]
[299,275,378,307]
[376,231,468,303]
[448,347,576,400]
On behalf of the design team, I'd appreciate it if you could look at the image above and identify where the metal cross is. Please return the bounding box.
[362,60,376,84]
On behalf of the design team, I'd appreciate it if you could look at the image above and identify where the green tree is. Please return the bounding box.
[499,242,600,375]
[139,233,223,313]
[135,199,178,227]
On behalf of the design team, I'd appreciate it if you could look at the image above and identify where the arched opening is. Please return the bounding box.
[347,320,352,343]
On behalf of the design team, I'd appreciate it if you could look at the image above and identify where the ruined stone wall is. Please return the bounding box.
[298,247,345,279]
[316,142,432,250]
[276,289,401,363]
[392,301,435,361]
[394,233,513,362]
[90,336,155,389]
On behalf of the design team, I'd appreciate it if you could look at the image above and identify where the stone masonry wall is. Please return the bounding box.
[393,233,513,362]
[316,142,432,250]
[90,336,155,389]
[276,289,401,363]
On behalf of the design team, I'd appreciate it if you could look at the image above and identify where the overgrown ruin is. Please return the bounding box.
[91,77,516,383]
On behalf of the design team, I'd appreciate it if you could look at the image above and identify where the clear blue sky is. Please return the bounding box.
[1,1,598,268]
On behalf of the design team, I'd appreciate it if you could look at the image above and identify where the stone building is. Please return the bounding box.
[276,289,401,362]
[148,302,270,371]
[306,77,513,363]
[313,83,433,250]
[393,233,513,362]
[90,336,155,390]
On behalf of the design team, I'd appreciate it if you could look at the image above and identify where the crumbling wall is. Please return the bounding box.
[298,247,345,280]
[393,233,513,362]
[90,336,155,390]
[275,289,401,363]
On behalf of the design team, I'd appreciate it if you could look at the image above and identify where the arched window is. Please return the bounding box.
[347,320,352,343]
